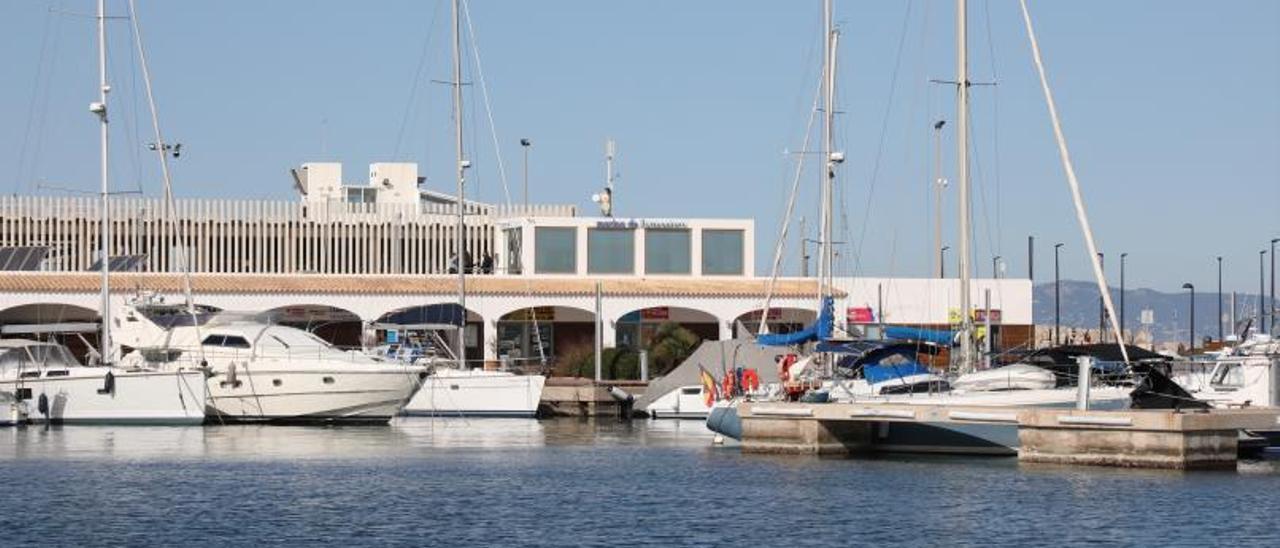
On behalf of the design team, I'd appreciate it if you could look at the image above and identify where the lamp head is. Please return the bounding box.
[1182,283,1194,290]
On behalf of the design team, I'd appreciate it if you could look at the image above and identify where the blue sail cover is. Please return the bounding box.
[757,296,834,347]
[883,326,955,346]
[863,362,932,384]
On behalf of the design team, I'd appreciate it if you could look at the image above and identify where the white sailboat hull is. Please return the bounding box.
[404,370,545,418]
[0,369,206,425]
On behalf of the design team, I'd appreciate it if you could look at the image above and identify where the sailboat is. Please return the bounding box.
[0,0,206,425]
[110,1,425,424]
[396,0,546,418]
[706,0,1143,451]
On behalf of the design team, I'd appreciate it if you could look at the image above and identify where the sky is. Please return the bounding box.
[2,0,1277,294]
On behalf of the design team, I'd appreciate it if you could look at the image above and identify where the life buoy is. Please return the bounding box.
[742,368,761,391]
[779,354,798,382]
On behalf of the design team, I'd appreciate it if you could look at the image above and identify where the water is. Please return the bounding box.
[2,418,1278,547]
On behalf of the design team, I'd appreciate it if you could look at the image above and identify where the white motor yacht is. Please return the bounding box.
[1171,334,1279,410]
[116,299,426,424]
[0,339,206,425]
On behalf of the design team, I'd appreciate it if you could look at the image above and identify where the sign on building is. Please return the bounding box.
[847,307,875,324]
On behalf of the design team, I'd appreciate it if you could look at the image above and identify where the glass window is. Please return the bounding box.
[535,227,577,274]
[504,228,523,275]
[702,229,744,275]
[588,228,635,274]
[645,229,691,274]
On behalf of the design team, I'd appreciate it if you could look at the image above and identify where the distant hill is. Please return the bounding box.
[1032,280,1272,343]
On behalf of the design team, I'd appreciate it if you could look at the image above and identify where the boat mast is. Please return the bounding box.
[819,0,838,314]
[452,0,468,369]
[956,0,974,372]
[93,0,112,363]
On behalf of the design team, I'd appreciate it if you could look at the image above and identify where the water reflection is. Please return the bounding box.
[0,417,722,462]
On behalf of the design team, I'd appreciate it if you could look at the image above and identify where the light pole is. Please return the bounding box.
[1261,250,1268,333]
[1097,252,1105,343]
[992,255,1002,279]
[932,120,946,279]
[1054,243,1063,345]
[1120,252,1127,344]
[1271,238,1278,335]
[520,138,531,209]
[1217,256,1223,342]
[1182,282,1195,354]
[940,246,950,279]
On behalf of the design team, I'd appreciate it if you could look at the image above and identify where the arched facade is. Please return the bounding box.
[614,305,721,350]
[731,307,817,339]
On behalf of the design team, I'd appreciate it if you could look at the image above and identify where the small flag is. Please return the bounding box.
[698,366,718,407]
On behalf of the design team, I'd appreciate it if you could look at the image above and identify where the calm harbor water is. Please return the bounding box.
[2,418,1277,547]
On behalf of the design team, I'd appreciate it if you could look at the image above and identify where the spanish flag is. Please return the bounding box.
[698,366,719,407]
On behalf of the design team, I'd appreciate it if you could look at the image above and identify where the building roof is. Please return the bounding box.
[0,273,837,298]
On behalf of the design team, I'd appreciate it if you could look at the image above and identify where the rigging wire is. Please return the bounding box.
[461,0,514,206]
[21,4,68,195]
[391,0,443,161]
[982,0,1004,257]
[14,5,60,193]
[849,0,916,277]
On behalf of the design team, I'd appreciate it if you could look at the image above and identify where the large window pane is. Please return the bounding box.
[702,229,744,275]
[535,227,576,274]
[645,229,691,274]
[588,228,635,274]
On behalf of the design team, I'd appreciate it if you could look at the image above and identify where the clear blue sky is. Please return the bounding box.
[2,1,1277,293]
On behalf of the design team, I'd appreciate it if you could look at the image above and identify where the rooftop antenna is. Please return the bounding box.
[591,138,615,217]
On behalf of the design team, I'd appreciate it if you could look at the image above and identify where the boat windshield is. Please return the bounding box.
[0,343,82,370]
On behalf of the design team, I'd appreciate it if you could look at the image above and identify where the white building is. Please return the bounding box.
[0,161,1032,368]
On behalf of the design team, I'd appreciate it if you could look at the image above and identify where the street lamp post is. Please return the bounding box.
[940,246,950,279]
[520,138,531,209]
[1217,256,1223,342]
[1054,243,1063,345]
[933,120,946,279]
[1271,238,1278,335]
[1262,250,1268,333]
[1182,282,1195,355]
[1120,252,1127,344]
[1097,252,1105,343]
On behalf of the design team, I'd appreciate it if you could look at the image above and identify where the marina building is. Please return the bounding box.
[0,162,1031,367]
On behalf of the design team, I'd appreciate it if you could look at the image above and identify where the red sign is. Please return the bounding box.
[641,307,670,320]
[973,309,1002,323]
[847,307,875,324]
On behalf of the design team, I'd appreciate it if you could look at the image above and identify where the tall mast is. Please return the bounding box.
[819,0,838,308]
[956,0,974,372]
[94,0,112,363]
[452,0,468,369]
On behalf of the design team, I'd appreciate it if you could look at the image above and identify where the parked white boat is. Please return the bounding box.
[404,367,545,418]
[1172,334,1279,409]
[645,385,712,419]
[0,339,205,425]
[117,300,425,424]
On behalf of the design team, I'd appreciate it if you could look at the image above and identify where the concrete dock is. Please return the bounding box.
[737,401,1280,470]
[539,378,648,417]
